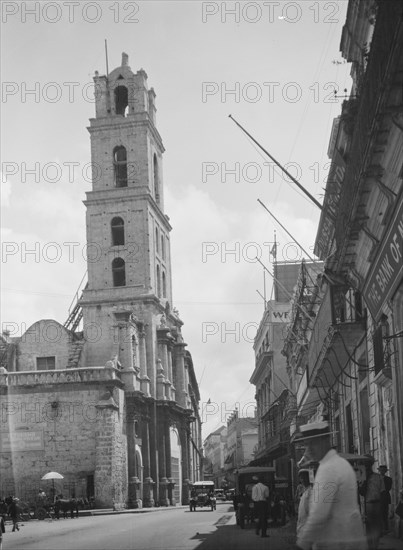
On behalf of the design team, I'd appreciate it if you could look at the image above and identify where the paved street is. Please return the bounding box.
[3,503,402,550]
[3,503,296,550]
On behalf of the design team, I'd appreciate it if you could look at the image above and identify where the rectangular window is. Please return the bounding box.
[36,356,56,370]
[345,403,354,453]
[334,414,341,451]
[372,325,384,375]
[359,387,371,454]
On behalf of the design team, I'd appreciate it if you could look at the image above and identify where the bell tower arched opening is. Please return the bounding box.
[112,257,126,287]
[115,85,128,116]
[113,146,128,188]
[111,217,125,246]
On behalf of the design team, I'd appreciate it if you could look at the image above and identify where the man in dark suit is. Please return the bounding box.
[378,465,392,533]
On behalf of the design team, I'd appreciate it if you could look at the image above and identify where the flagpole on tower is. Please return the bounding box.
[105,39,109,75]
[271,230,278,264]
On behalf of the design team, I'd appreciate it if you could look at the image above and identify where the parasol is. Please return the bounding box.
[41,471,64,501]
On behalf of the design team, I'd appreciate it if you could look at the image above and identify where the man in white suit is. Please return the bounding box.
[295,421,367,550]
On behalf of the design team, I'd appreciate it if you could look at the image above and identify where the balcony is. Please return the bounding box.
[250,350,273,386]
[297,285,366,415]
[334,1,402,251]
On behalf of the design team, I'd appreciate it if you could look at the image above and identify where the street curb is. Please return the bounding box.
[80,505,189,517]
[80,501,231,517]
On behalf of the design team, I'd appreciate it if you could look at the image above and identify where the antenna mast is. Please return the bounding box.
[105,39,109,75]
[229,115,323,210]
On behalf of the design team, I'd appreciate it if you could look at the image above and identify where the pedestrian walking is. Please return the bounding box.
[251,475,270,538]
[0,514,5,550]
[359,459,384,550]
[378,465,392,534]
[9,498,20,532]
[295,421,367,550]
[296,470,312,537]
[294,479,305,513]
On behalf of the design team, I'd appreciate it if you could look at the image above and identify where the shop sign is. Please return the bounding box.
[315,149,346,260]
[0,430,44,452]
[363,200,403,320]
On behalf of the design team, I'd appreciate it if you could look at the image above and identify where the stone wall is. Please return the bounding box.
[0,371,125,506]
[16,320,71,371]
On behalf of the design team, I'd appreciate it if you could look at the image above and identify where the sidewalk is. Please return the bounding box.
[80,504,189,517]
[378,531,403,550]
[280,517,403,550]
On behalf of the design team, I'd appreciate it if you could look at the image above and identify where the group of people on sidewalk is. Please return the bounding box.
[248,420,401,549]
[293,421,400,550]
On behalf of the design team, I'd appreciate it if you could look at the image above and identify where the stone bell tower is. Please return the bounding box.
[81,53,174,368]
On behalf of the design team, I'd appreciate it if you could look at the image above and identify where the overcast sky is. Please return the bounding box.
[1,0,351,439]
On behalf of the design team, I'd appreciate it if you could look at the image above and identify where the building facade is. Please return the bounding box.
[0,53,202,508]
[223,410,258,486]
[283,0,402,538]
[250,261,322,486]
[203,426,228,488]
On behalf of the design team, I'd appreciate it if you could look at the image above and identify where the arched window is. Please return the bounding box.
[162,271,166,298]
[156,265,161,297]
[112,257,126,287]
[111,217,125,246]
[153,154,160,203]
[114,86,128,116]
[113,146,128,187]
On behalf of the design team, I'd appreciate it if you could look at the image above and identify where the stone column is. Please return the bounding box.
[149,402,159,505]
[157,327,172,400]
[156,359,166,400]
[173,343,188,408]
[139,329,150,396]
[94,392,120,508]
[179,424,190,505]
[165,421,175,505]
[141,420,154,507]
[127,412,142,509]
[167,345,175,401]
[158,418,169,506]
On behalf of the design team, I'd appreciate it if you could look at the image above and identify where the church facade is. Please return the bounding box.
[0,53,202,508]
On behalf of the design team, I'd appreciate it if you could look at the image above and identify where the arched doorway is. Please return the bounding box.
[170,427,182,504]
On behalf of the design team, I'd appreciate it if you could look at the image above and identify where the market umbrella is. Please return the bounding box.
[41,471,64,501]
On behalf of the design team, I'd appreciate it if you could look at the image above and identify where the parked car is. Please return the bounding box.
[189,481,216,511]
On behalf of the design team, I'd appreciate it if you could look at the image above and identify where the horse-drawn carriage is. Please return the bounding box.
[15,496,85,521]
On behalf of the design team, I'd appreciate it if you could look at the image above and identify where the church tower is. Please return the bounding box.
[81,52,173,371]
[0,53,202,512]
[79,53,202,508]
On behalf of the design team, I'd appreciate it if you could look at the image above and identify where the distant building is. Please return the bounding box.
[203,426,227,488]
[250,260,322,485]
[0,53,202,508]
[223,410,258,485]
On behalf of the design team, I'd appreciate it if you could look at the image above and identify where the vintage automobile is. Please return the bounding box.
[189,481,216,511]
[233,466,276,528]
